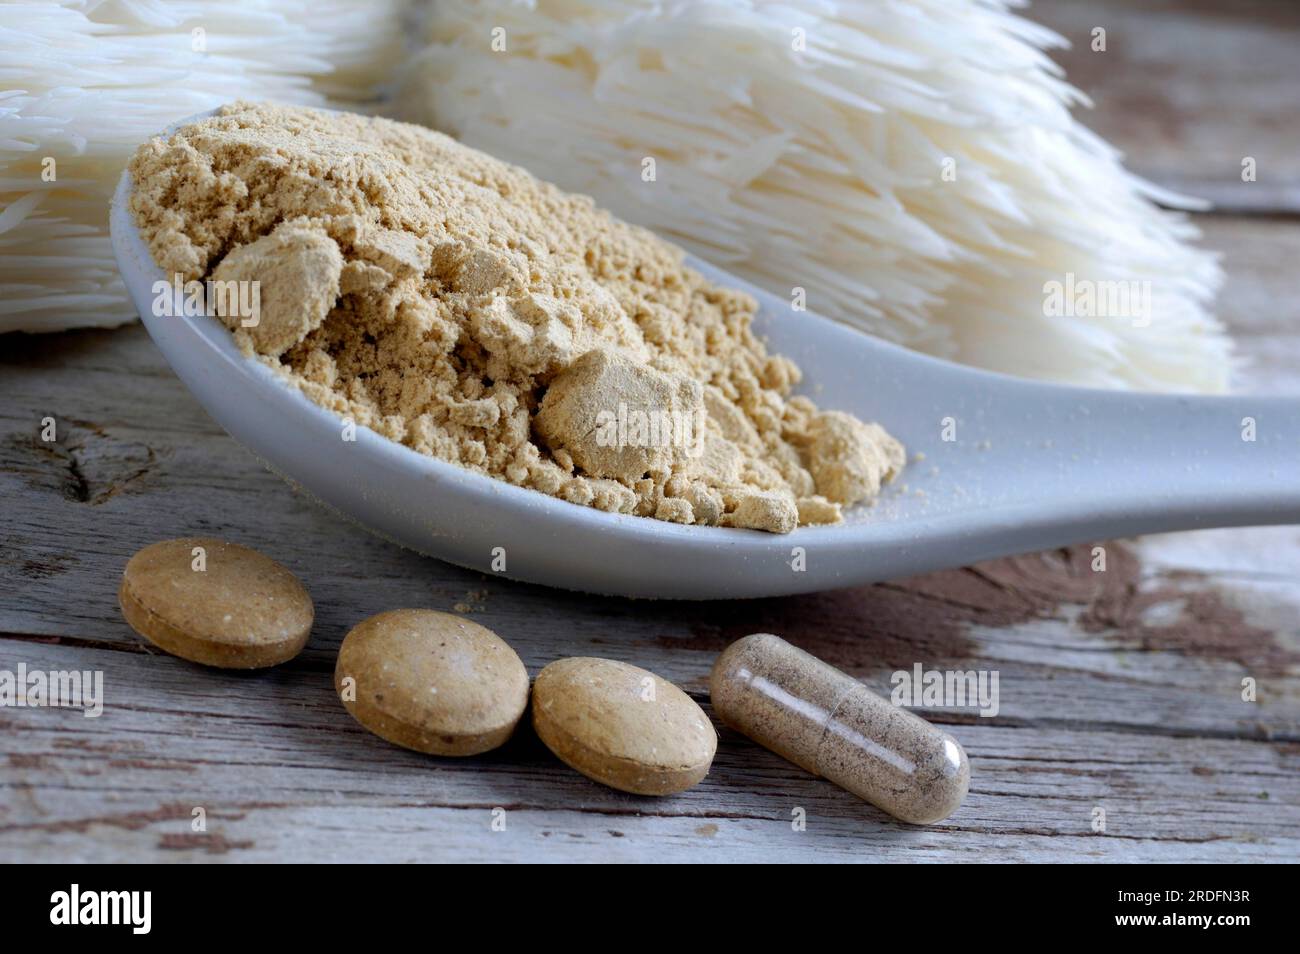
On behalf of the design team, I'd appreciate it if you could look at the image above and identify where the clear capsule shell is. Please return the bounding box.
[710,633,969,824]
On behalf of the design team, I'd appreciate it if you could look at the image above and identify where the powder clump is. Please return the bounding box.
[211,219,342,357]
[128,102,903,533]
[536,348,703,482]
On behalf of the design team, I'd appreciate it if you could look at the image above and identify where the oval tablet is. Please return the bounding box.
[532,657,716,796]
[711,634,969,824]
[119,537,313,669]
[335,610,529,756]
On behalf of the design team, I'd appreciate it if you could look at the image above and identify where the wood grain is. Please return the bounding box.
[2,1,1299,862]
[2,249,1298,860]
[1034,0,1300,208]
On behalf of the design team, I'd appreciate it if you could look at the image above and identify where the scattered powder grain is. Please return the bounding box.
[128,103,904,533]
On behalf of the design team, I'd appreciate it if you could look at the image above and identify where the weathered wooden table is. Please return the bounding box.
[2,0,1297,862]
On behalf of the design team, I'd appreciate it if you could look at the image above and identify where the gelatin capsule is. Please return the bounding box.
[710,633,969,824]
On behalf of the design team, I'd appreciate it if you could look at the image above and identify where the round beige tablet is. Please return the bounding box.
[119,537,313,668]
[335,610,529,756]
[532,657,717,796]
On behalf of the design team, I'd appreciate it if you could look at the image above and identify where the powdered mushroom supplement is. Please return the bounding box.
[119,537,313,668]
[128,102,904,533]
[335,610,529,756]
[710,634,969,824]
[532,657,716,795]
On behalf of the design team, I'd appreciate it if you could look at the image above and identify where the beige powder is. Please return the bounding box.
[128,102,903,533]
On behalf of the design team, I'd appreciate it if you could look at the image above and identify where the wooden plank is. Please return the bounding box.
[2,322,1297,731]
[1181,216,1300,395]
[1197,217,1300,339]
[2,237,1298,860]
[5,0,1300,858]
[1031,0,1300,203]
[1,641,1295,863]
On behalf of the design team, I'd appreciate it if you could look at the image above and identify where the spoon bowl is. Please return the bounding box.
[109,111,1300,599]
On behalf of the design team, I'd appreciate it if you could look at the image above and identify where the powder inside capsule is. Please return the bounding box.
[128,102,904,532]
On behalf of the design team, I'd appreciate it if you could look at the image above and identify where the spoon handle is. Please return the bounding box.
[925,381,1300,541]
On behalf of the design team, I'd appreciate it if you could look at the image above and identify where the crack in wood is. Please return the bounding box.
[7,417,160,506]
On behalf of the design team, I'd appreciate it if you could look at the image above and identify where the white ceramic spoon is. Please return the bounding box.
[109,124,1300,600]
